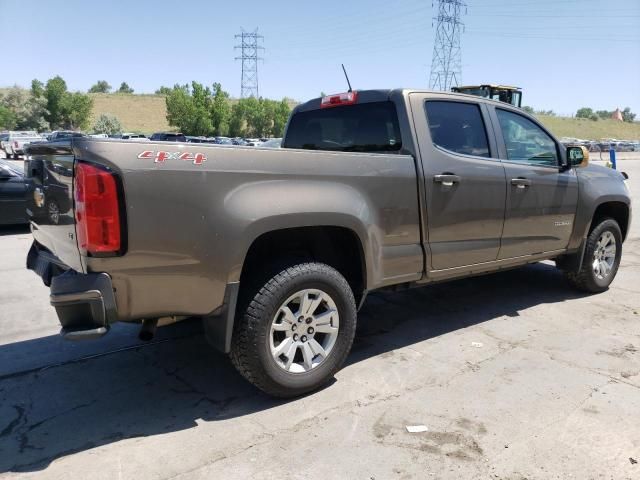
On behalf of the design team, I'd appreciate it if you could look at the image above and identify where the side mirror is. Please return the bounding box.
[567,145,589,168]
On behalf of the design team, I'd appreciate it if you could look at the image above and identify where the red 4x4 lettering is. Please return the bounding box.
[137,151,207,165]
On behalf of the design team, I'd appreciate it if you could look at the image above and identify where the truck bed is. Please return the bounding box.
[25,138,423,323]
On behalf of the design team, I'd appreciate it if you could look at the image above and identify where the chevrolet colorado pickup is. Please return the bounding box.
[24,89,631,397]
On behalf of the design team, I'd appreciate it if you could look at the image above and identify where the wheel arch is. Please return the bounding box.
[590,201,630,242]
[239,224,368,304]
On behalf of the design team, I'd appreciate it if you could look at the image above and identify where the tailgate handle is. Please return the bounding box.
[434,174,461,186]
[511,178,532,188]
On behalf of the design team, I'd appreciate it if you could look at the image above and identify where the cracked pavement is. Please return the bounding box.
[0,160,639,479]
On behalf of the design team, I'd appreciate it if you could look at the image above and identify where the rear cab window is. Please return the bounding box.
[425,101,491,158]
[283,101,402,153]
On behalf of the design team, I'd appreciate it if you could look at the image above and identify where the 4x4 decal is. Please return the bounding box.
[138,150,207,165]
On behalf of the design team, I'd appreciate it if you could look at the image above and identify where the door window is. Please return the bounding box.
[496,109,558,166]
[425,101,490,158]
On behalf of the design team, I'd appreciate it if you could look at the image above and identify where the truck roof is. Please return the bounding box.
[294,88,521,113]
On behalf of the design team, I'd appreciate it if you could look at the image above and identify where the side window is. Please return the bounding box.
[496,109,558,166]
[425,101,490,158]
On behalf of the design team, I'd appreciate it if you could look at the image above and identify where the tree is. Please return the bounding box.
[155,86,173,95]
[622,107,636,123]
[165,84,196,134]
[31,79,44,98]
[117,82,134,94]
[44,75,68,128]
[576,107,593,119]
[211,83,230,136]
[39,76,93,130]
[595,110,612,120]
[228,97,292,138]
[61,92,93,130]
[0,105,17,130]
[273,99,292,136]
[89,80,112,93]
[589,114,599,121]
[0,86,49,130]
[521,105,535,114]
[93,113,122,135]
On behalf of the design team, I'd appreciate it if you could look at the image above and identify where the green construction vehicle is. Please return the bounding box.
[452,84,522,108]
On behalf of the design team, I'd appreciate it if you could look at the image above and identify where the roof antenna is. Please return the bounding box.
[341,64,353,92]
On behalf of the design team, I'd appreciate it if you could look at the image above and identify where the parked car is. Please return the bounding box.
[0,159,29,225]
[232,138,247,146]
[214,137,233,145]
[186,136,211,144]
[260,138,282,148]
[245,138,263,146]
[25,89,631,398]
[3,132,45,158]
[0,132,9,153]
[121,133,148,140]
[48,131,87,141]
[149,132,187,142]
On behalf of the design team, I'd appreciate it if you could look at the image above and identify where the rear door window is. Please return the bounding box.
[425,101,491,158]
[283,101,402,153]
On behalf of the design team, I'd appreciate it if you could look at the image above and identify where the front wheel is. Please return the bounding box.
[230,262,357,398]
[567,218,623,293]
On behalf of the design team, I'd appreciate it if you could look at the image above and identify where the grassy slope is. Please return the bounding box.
[537,115,640,141]
[89,93,170,133]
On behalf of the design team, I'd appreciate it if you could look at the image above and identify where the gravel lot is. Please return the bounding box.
[0,160,638,480]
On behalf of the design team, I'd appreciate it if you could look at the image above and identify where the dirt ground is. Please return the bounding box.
[0,160,638,480]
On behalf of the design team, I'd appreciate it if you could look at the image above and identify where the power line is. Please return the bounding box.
[235,28,264,98]
[430,0,467,91]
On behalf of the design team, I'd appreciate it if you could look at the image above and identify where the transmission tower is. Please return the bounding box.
[234,28,264,98]
[429,0,467,91]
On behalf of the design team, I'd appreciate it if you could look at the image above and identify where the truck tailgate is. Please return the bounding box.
[24,141,82,272]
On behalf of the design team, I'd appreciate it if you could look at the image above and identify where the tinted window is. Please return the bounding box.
[496,109,558,166]
[284,101,402,153]
[425,101,490,157]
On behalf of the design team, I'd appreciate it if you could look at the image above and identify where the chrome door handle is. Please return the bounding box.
[511,178,532,188]
[434,174,461,186]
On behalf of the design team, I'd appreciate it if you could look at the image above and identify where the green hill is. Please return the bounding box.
[89,93,170,133]
[537,115,640,141]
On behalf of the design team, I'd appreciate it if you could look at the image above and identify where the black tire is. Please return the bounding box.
[230,262,357,398]
[567,218,622,293]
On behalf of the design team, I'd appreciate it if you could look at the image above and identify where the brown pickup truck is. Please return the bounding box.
[25,89,631,397]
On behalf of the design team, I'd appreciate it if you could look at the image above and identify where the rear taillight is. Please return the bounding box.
[320,91,358,108]
[74,162,122,256]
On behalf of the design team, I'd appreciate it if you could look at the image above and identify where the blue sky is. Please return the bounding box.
[1,0,639,115]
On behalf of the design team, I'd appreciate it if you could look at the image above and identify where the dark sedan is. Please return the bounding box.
[0,160,28,225]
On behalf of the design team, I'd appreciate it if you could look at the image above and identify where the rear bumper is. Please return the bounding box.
[27,243,118,339]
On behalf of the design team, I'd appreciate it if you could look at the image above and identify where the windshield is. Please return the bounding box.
[283,101,402,153]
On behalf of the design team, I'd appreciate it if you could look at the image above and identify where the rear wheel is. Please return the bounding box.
[567,218,622,293]
[230,262,357,398]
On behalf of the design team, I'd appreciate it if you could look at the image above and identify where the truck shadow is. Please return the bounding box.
[0,225,30,237]
[0,262,587,473]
